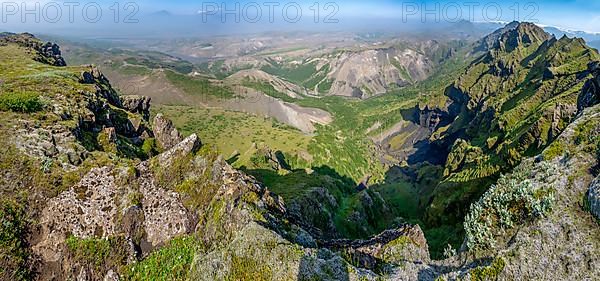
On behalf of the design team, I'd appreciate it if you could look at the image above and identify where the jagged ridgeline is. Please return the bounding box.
[425,22,600,226]
[1,22,600,281]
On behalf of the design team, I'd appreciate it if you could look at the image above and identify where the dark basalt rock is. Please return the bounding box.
[578,62,600,111]
[121,95,152,121]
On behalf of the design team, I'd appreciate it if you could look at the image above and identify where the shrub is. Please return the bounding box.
[0,91,43,113]
[469,257,506,281]
[443,244,456,259]
[464,161,557,250]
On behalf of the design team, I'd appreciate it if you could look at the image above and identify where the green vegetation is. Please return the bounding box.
[261,59,319,85]
[141,138,160,157]
[241,78,298,102]
[0,199,32,281]
[464,162,556,250]
[65,236,128,271]
[65,44,195,75]
[125,236,200,280]
[226,253,273,281]
[164,70,234,99]
[154,105,311,166]
[0,91,43,113]
[197,59,256,80]
[468,257,506,281]
[390,59,414,83]
[542,140,565,160]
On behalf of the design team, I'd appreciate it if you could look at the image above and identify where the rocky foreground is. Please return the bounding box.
[0,29,599,281]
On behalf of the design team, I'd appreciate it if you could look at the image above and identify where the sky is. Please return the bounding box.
[1,0,599,36]
[138,0,600,32]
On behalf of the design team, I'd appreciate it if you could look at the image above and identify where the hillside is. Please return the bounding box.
[1,22,599,281]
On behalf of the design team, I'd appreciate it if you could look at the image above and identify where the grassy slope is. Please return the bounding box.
[154,105,311,164]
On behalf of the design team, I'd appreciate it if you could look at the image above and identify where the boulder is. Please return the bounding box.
[33,165,192,265]
[153,113,184,150]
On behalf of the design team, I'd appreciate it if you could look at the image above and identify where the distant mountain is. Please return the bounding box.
[149,10,173,17]
[543,26,600,49]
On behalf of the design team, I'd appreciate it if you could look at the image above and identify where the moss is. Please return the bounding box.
[96,131,117,154]
[469,257,506,281]
[65,235,128,273]
[543,140,565,160]
[127,191,143,207]
[226,253,273,281]
[66,236,111,267]
[486,136,498,149]
[241,191,260,204]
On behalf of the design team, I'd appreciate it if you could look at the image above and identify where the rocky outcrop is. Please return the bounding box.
[14,121,89,168]
[320,225,429,270]
[0,33,67,66]
[37,42,67,66]
[287,187,340,238]
[120,95,151,120]
[588,176,600,220]
[33,162,192,262]
[156,134,201,167]
[153,113,184,150]
[424,23,600,228]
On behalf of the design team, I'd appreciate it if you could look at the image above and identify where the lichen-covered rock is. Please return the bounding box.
[38,42,67,66]
[190,222,378,281]
[157,134,201,167]
[321,225,429,270]
[153,113,184,150]
[33,164,192,273]
[137,161,192,247]
[14,121,88,169]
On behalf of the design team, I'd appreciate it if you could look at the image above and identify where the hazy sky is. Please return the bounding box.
[141,0,599,32]
[1,0,598,35]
